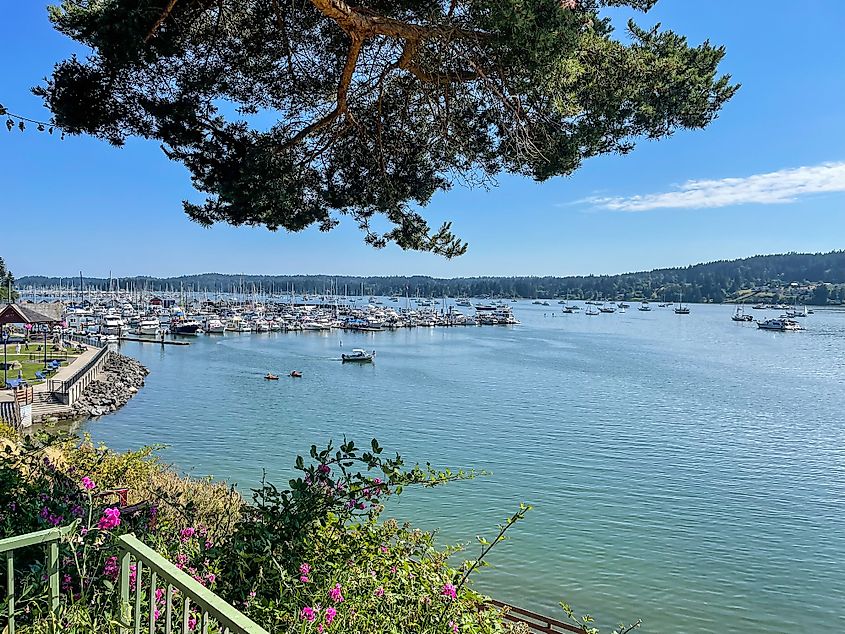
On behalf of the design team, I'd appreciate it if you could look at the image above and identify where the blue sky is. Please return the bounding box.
[2,1,844,279]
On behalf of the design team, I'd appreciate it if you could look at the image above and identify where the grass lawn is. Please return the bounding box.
[1,343,83,385]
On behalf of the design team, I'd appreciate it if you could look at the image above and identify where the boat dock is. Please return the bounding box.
[119,337,190,346]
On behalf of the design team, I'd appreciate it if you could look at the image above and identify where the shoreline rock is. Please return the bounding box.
[71,351,149,419]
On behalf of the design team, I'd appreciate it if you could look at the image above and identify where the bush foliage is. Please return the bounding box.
[0,431,635,633]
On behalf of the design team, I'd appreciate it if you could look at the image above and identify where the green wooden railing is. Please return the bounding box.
[1,528,267,634]
[0,524,75,634]
[116,534,268,634]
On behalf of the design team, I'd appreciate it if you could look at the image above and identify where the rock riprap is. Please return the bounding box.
[72,352,149,418]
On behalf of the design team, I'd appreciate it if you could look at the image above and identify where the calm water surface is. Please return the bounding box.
[84,303,845,632]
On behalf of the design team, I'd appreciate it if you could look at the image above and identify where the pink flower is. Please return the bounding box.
[329,583,344,603]
[81,476,96,490]
[299,562,311,583]
[325,606,337,624]
[318,464,331,475]
[380,545,389,554]
[449,620,459,633]
[390,566,397,574]
[180,527,196,542]
[206,573,216,584]
[374,586,384,597]
[188,617,197,630]
[317,626,324,634]
[97,507,121,531]
[103,556,120,580]
[441,583,457,600]
[301,606,316,622]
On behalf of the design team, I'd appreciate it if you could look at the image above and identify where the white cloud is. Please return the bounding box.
[585,161,845,212]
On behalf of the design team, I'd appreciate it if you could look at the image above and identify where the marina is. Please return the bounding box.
[8,286,824,346]
[78,301,845,634]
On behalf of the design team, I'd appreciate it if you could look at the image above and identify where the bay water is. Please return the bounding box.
[84,303,845,632]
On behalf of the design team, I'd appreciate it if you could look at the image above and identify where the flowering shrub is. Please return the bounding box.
[0,431,633,633]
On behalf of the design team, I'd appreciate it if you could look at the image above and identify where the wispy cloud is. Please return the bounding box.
[585,161,845,212]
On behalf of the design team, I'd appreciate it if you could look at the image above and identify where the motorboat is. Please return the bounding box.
[137,318,160,336]
[206,319,226,333]
[342,349,375,363]
[289,371,302,378]
[264,373,279,380]
[638,301,652,312]
[171,319,202,335]
[757,318,802,332]
[100,313,127,335]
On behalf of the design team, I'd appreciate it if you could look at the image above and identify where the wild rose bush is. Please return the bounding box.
[241,516,514,633]
[0,434,227,632]
[0,432,629,633]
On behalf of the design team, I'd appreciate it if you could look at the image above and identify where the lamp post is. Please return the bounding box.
[2,328,7,388]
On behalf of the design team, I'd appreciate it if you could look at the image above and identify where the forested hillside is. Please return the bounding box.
[17,251,845,304]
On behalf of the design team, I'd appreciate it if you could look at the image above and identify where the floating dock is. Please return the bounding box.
[119,337,190,346]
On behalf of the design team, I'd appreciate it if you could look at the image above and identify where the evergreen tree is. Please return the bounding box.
[0,257,16,302]
[35,0,736,256]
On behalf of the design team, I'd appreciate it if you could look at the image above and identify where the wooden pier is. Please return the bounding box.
[119,337,190,346]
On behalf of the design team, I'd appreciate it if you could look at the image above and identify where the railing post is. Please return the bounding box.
[47,540,59,616]
[119,549,132,634]
[6,551,15,634]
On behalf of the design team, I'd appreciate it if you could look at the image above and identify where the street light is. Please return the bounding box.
[2,328,8,388]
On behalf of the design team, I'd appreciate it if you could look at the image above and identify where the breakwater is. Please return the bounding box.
[71,352,148,418]
[32,351,148,424]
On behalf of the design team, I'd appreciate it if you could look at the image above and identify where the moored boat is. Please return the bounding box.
[171,319,202,335]
[731,306,753,322]
[206,318,226,333]
[137,318,160,335]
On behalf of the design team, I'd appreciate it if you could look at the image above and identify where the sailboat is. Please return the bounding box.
[674,292,690,315]
[732,305,753,322]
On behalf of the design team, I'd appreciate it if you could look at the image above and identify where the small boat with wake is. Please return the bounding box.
[342,349,375,363]
[264,373,280,380]
[757,318,802,332]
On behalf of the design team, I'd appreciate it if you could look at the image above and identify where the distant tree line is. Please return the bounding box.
[16,251,845,305]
